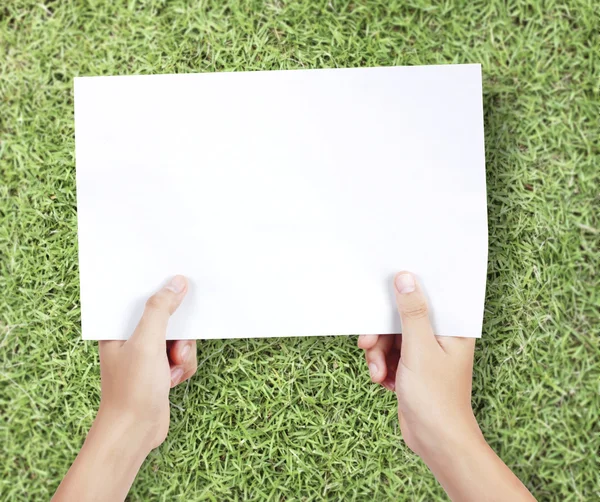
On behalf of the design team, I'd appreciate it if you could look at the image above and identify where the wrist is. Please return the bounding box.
[416,412,485,467]
[416,420,535,501]
[91,405,155,461]
[52,405,152,501]
[419,415,487,471]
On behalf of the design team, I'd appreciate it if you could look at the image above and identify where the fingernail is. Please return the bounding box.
[181,344,191,361]
[165,275,186,294]
[171,367,184,385]
[395,273,415,294]
[368,362,378,380]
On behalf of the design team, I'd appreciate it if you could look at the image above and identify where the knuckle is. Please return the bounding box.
[401,303,429,320]
[145,292,167,312]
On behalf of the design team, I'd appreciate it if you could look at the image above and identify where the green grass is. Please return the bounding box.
[1,0,599,500]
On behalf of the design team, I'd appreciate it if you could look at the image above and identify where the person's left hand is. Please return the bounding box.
[97,275,197,452]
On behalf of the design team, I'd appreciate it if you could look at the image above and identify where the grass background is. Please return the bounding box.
[1,0,599,500]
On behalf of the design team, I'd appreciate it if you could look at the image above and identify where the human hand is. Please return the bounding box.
[96,275,198,453]
[358,272,536,501]
[53,276,198,502]
[358,271,481,462]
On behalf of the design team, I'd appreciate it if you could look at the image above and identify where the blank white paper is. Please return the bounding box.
[74,64,487,340]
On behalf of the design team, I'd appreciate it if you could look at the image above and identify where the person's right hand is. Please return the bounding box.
[358,271,482,460]
[359,272,536,501]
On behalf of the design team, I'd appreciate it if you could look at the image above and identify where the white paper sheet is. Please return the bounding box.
[74,64,487,340]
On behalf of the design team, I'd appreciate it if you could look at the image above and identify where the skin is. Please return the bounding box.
[53,275,197,502]
[54,272,535,501]
[358,271,535,501]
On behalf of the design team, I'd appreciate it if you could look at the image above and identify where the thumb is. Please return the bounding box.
[130,275,188,345]
[394,272,439,368]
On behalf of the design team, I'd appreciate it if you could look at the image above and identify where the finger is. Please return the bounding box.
[169,345,198,388]
[130,275,188,346]
[169,340,197,387]
[168,340,196,367]
[170,366,185,387]
[170,359,198,387]
[394,272,440,368]
[394,334,402,350]
[365,334,394,383]
[382,345,401,391]
[358,334,379,349]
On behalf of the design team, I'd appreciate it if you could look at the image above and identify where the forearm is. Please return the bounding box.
[53,408,151,502]
[425,432,535,502]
